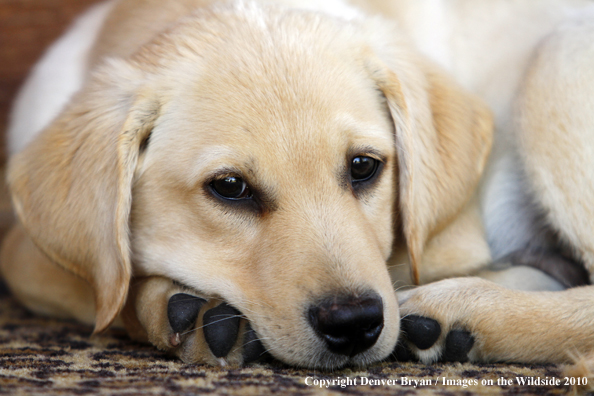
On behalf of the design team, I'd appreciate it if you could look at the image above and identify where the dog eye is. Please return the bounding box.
[351,156,378,182]
[210,176,251,199]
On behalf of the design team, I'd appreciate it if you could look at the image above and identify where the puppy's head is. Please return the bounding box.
[8,2,492,368]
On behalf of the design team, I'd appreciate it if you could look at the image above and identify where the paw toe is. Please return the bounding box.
[242,323,267,363]
[401,315,441,350]
[203,302,241,358]
[167,293,207,333]
[443,329,474,362]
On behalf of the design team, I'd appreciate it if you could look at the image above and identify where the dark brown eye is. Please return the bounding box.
[210,176,251,199]
[351,156,378,182]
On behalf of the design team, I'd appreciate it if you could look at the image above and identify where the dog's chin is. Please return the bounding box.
[268,343,391,370]
[296,350,389,370]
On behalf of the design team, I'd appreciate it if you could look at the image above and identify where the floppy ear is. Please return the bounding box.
[8,61,158,332]
[367,55,493,285]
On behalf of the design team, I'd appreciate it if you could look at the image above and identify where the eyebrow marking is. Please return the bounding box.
[347,146,387,163]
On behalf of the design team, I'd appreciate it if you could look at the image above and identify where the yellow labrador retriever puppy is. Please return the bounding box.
[1,0,593,368]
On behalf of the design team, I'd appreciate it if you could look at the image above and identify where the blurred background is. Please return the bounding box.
[0,0,99,244]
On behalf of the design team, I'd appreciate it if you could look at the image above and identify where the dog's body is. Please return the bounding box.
[2,0,594,368]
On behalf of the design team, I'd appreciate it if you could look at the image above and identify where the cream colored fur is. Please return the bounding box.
[1,0,593,368]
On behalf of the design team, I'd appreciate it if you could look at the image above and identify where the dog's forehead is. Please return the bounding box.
[154,41,391,174]
[144,5,395,188]
[160,67,393,185]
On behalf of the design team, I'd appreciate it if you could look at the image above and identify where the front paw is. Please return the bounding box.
[172,296,267,363]
[392,315,475,363]
[392,278,501,364]
[123,277,267,366]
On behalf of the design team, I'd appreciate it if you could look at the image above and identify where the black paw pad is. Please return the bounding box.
[401,315,441,350]
[242,323,266,363]
[203,303,241,358]
[443,329,474,362]
[167,293,207,333]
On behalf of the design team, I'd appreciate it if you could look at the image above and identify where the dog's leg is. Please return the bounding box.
[394,278,594,363]
[0,224,96,325]
[122,276,267,366]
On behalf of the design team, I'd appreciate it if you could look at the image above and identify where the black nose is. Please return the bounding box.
[308,293,383,357]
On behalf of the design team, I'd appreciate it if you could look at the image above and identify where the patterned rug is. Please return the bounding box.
[1,283,590,396]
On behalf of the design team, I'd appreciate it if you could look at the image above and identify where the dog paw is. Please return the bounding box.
[392,278,501,364]
[392,315,475,363]
[124,277,267,366]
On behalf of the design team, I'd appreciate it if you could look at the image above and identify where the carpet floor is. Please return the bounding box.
[0,286,590,396]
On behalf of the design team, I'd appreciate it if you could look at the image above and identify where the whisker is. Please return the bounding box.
[230,335,278,355]
[387,262,408,269]
[393,284,412,292]
[180,314,247,336]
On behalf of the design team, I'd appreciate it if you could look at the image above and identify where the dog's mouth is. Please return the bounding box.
[242,317,388,368]
[232,294,390,368]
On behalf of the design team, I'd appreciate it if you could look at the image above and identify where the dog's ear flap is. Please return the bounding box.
[368,56,493,284]
[8,62,157,332]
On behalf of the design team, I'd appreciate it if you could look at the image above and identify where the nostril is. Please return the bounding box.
[308,293,384,357]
